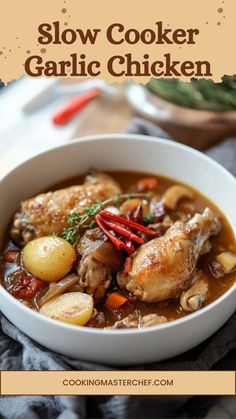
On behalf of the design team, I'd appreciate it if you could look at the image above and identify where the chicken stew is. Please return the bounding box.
[1,171,236,329]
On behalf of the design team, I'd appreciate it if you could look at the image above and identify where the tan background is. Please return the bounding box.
[0,0,235,84]
[1,371,235,395]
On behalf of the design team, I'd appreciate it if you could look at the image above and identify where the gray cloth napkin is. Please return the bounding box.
[1,117,236,419]
[125,117,236,177]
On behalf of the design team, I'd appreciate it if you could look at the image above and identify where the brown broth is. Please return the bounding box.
[1,171,236,328]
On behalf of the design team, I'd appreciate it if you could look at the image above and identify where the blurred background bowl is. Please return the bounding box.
[126,83,236,150]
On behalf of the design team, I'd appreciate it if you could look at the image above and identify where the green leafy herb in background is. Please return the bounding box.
[147,76,236,111]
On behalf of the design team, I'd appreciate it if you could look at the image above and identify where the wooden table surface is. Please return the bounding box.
[71,94,134,138]
[71,88,236,151]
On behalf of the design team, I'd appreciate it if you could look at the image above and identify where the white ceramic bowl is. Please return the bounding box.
[0,134,235,365]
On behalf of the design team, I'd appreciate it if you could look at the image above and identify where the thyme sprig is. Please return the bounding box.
[62,192,153,245]
[143,213,155,223]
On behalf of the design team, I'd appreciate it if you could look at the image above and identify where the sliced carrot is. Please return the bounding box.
[105,291,130,310]
[136,177,158,192]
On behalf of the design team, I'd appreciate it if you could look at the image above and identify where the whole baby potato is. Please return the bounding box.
[22,236,76,281]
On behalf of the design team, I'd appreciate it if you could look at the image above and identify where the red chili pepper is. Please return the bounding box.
[95,210,157,255]
[52,87,101,126]
[101,219,144,244]
[99,210,157,237]
[131,200,143,223]
[4,250,20,264]
[123,257,133,275]
[124,239,135,254]
[95,214,134,254]
[11,276,45,299]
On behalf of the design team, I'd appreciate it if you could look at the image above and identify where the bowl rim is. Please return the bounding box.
[0,133,236,336]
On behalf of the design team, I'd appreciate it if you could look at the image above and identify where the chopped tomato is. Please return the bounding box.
[136,177,158,192]
[4,250,20,264]
[11,275,45,299]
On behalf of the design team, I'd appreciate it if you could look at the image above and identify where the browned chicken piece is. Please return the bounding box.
[117,208,220,303]
[77,254,112,303]
[76,228,123,302]
[11,173,122,245]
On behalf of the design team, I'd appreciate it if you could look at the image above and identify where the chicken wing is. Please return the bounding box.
[117,208,220,303]
[11,173,121,245]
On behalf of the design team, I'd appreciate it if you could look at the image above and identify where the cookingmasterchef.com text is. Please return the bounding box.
[63,378,174,387]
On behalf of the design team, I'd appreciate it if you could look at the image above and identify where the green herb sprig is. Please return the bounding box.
[62,192,153,245]
[143,213,155,223]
